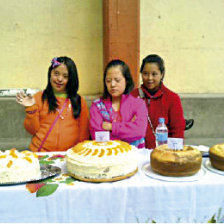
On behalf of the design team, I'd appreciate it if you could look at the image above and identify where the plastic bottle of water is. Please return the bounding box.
[155,117,168,147]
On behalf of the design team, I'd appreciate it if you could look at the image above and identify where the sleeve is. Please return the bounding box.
[112,98,148,141]
[89,102,105,140]
[78,97,90,141]
[168,94,185,138]
[23,93,42,135]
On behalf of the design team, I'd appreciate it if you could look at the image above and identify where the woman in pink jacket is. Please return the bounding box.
[90,59,148,148]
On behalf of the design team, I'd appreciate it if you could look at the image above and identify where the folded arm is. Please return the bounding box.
[112,99,148,141]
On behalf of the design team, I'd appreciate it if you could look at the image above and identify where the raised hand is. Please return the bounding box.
[16,91,35,107]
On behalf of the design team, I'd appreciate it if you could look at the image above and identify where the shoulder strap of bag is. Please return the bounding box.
[38,98,69,152]
[94,98,111,121]
[138,88,156,137]
[138,87,145,99]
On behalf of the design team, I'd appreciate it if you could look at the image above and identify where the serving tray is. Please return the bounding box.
[0,164,61,185]
[142,163,205,182]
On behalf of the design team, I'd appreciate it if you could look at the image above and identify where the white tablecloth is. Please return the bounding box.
[1,149,224,223]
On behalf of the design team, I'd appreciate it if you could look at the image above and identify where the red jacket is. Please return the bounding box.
[131,84,185,149]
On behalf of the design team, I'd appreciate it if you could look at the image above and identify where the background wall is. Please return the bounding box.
[0,0,224,149]
[0,0,103,95]
[1,0,224,95]
[140,0,224,93]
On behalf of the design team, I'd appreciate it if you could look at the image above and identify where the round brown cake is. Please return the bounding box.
[209,143,224,171]
[150,144,202,176]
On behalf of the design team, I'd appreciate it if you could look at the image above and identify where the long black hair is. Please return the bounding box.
[102,59,134,99]
[42,56,81,118]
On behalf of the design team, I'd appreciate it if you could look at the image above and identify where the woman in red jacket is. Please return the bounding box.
[131,54,185,149]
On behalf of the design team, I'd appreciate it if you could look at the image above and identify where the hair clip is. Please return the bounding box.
[51,57,61,68]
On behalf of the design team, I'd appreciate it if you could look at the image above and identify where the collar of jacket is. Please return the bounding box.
[103,94,129,105]
[141,83,164,99]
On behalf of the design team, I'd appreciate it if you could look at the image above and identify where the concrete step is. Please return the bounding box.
[184,137,223,147]
[0,93,223,150]
[0,138,31,151]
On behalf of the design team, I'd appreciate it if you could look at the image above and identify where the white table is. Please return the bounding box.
[1,149,224,223]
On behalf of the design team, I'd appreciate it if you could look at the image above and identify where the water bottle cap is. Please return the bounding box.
[159,117,165,123]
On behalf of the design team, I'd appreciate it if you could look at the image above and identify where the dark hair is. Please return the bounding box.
[42,56,81,118]
[140,54,165,75]
[102,59,134,98]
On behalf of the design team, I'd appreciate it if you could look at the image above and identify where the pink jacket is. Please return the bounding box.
[90,94,148,144]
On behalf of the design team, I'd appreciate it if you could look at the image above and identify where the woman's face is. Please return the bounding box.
[141,62,163,92]
[105,66,126,98]
[50,63,69,93]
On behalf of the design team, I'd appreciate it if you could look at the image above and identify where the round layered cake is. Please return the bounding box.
[150,144,202,176]
[0,149,41,183]
[66,140,138,182]
[209,143,224,171]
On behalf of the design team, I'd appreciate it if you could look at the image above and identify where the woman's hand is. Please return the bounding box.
[102,122,112,131]
[131,115,136,122]
[16,91,35,107]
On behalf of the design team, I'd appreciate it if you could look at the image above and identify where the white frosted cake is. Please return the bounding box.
[66,140,138,182]
[0,149,41,183]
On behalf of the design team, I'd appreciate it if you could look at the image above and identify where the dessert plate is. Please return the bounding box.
[142,163,206,182]
[203,159,224,176]
[0,164,61,185]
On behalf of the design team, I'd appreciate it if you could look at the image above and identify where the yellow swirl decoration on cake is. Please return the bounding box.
[71,140,132,157]
[114,148,118,155]
[84,149,92,156]
[107,148,112,156]
[92,149,98,156]
[77,148,87,155]
[7,160,13,168]
[23,157,32,163]
[10,149,18,158]
[98,149,105,157]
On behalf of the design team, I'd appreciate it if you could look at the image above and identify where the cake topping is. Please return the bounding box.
[23,157,33,163]
[0,148,41,183]
[92,149,98,156]
[7,160,13,168]
[66,140,138,182]
[10,149,18,158]
[99,149,105,157]
[71,140,133,157]
[84,149,92,156]
[107,148,112,156]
